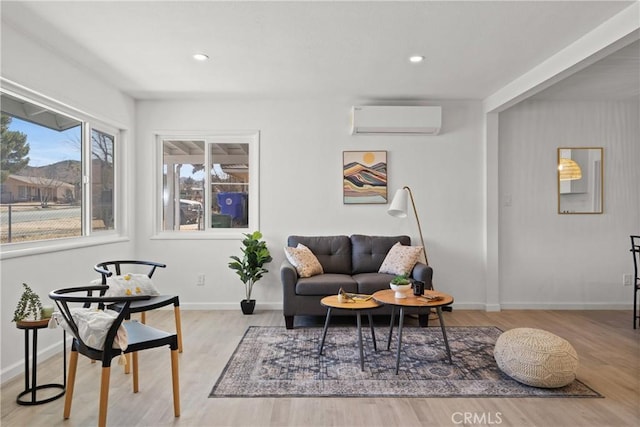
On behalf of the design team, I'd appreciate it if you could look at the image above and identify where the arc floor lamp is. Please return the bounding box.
[387,186,429,266]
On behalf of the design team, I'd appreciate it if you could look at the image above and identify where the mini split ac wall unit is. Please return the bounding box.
[350,105,442,135]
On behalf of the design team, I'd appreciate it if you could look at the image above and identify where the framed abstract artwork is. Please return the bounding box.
[343,151,387,204]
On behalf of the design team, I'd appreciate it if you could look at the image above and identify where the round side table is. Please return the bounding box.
[372,289,454,374]
[15,319,66,405]
[318,295,381,371]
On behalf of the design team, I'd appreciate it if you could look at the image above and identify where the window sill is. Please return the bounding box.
[0,234,130,260]
[151,230,247,240]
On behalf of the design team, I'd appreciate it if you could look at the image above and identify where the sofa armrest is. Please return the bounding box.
[281,259,299,303]
[411,262,434,290]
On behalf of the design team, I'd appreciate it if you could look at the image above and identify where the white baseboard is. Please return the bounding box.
[449,302,629,311]
[180,302,631,311]
[180,302,284,311]
[499,302,630,310]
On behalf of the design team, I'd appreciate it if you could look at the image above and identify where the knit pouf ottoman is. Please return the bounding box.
[494,328,578,388]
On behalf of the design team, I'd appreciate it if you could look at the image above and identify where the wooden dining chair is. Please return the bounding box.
[49,285,180,427]
[93,260,183,353]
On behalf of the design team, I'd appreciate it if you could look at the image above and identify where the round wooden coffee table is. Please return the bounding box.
[372,289,454,374]
[318,295,381,371]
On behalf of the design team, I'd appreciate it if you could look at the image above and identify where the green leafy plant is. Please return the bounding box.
[12,283,43,322]
[391,274,411,285]
[228,231,273,301]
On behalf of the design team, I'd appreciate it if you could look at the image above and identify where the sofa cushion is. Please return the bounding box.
[295,274,358,296]
[288,235,352,274]
[284,244,324,278]
[351,235,411,274]
[353,272,396,295]
[378,242,423,276]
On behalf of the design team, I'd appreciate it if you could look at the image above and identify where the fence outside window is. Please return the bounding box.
[0,203,84,243]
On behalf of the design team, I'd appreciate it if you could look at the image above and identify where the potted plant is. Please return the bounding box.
[390,274,412,299]
[228,231,272,314]
[390,274,411,286]
[12,283,44,324]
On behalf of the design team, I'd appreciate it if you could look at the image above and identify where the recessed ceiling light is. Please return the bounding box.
[409,55,425,63]
[193,53,209,61]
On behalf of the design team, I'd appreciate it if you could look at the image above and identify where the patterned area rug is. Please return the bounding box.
[209,326,601,398]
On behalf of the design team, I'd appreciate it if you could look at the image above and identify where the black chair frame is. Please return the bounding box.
[49,285,180,427]
[93,260,183,353]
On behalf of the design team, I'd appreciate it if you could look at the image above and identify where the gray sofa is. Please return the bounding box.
[281,234,433,329]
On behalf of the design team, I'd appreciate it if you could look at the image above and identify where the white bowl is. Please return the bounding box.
[390,283,412,298]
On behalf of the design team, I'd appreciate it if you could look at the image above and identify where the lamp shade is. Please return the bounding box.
[388,188,409,218]
[558,158,582,181]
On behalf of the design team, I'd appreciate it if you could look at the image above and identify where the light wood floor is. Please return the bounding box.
[1,309,638,427]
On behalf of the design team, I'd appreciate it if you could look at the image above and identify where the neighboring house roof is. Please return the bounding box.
[7,174,75,189]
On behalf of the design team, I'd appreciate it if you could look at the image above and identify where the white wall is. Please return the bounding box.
[135,98,487,311]
[498,99,640,308]
[1,23,136,382]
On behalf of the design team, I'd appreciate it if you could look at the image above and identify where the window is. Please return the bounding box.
[91,129,115,231]
[159,132,259,234]
[1,89,119,246]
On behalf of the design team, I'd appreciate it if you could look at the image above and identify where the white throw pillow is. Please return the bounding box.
[378,242,423,276]
[284,244,324,278]
[99,273,160,298]
[51,307,128,351]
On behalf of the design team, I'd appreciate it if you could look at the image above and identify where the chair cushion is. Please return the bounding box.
[378,242,423,276]
[351,235,410,274]
[494,328,578,388]
[284,244,324,278]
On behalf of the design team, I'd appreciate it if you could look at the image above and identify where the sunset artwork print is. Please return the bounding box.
[343,151,387,204]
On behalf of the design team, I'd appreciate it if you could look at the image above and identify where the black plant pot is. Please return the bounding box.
[241,299,256,315]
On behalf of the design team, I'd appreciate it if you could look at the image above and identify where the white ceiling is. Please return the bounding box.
[1,1,637,101]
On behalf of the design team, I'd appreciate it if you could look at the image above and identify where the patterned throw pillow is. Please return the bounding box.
[378,242,423,276]
[284,244,324,278]
[92,274,161,298]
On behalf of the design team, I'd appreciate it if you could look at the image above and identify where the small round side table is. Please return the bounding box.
[373,289,454,374]
[318,295,381,371]
[15,318,66,405]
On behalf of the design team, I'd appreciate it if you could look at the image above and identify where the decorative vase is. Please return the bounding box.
[390,283,412,299]
[241,299,256,315]
[41,306,54,319]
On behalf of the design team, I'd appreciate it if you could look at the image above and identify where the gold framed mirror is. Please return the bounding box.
[558,147,603,214]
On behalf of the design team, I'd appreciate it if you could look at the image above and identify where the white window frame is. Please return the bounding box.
[86,123,119,235]
[153,130,260,240]
[0,80,126,259]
